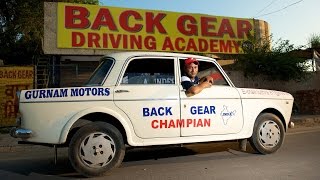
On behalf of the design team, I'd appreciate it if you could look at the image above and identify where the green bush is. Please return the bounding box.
[234,37,309,81]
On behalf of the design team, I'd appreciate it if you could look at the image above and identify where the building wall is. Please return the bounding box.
[0,66,34,127]
[60,61,99,87]
[227,71,320,93]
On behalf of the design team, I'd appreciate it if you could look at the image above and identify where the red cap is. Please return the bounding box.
[185,57,199,66]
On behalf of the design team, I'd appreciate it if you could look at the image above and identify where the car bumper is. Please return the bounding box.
[289,121,295,128]
[10,128,33,139]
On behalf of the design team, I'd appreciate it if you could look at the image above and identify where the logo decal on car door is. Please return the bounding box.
[220,105,236,125]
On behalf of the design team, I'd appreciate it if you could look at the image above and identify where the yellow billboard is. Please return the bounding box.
[57,3,254,54]
[0,66,34,127]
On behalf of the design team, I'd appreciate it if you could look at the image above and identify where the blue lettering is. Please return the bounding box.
[143,108,149,117]
[60,89,68,97]
[151,108,157,116]
[46,89,53,97]
[79,88,85,96]
[24,89,70,99]
[190,105,216,115]
[165,107,172,115]
[53,89,60,97]
[98,88,104,96]
[71,88,78,96]
[190,106,196,115]
[158,107,164,116]
[210,106,216,114]
[39,90,46,98]
[84,88,91,95]
[143,107,173,117]
[32,90,39,99]
[198,106,203,114]
[204,106,209,114]
[25,91,31,99]
[92,88,97,95]
[104,88,110,96]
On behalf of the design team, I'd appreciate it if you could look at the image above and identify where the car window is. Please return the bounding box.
[121,58,175,85]
[85,58,114,86]
[179,59,229,86]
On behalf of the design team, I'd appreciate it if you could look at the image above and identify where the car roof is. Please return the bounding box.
[104,51,216,62]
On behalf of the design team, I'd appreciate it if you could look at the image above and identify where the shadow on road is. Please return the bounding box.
[0,141,257,179]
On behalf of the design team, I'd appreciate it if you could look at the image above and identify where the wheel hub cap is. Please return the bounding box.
[79,132,116,168]
[258,120,281,148]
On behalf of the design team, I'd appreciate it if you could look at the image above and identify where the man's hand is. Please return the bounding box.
[186,75,213,97]
[199,75,214,85]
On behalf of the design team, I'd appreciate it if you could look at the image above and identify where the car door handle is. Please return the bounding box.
[115,90,130,93]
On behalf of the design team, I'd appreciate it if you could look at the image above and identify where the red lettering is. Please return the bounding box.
[198,39,208,52]
[162,37,174,50]
[196,119,203,127]
[150,119,210,129]
[176,119,184,127]
[175,37,185,51]
[204,119,211,127]
[220,40,232,53]
[201,17,217,36]
[144,36,156,50]
[210,40,219,53]
[102,33,108,48]
[168,120,175,128]
[130,35,142,49]
[72,32,85,47]
[177,15,198,36]
[65,6,90,29]
[119,10,143,32]
[237,20,252,38]
[218,19,235,38]
[88,33,100,48]
[109,34,121,48]
[146,12,167,33]
[186,38,198,52]
[91,8,117,31]
[186,119,193,127]
[151,120,158,129]
[123,34,128,49]
[160,120,167,128]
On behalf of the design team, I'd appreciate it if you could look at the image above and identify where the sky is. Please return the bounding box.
[99,0,319,48]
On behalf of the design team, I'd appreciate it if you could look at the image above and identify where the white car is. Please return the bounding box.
[11,51,294,177]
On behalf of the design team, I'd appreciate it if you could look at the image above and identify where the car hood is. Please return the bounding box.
[237,88,294,100]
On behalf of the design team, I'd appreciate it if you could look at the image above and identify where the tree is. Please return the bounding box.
[308,33,320,49]
[0,0,98,65]
[234,36,309,81]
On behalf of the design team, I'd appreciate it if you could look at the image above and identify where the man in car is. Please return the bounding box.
[181,57,213,97]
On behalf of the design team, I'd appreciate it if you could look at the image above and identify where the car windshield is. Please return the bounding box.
[85,58,114,86]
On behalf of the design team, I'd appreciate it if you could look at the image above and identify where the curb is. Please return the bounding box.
[0,141,50,153]
[290,115,320,127]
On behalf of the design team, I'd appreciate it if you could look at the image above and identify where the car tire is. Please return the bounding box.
[249,113,285,154]
[68,121,125,177]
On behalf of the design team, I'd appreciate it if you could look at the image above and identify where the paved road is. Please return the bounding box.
[0,126,320,180]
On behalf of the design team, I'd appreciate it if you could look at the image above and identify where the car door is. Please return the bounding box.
[179,58,244,136]
[114,56,181,139]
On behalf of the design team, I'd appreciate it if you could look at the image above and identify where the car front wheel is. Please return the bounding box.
[249,113,285,154]
[69,121,125,177]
